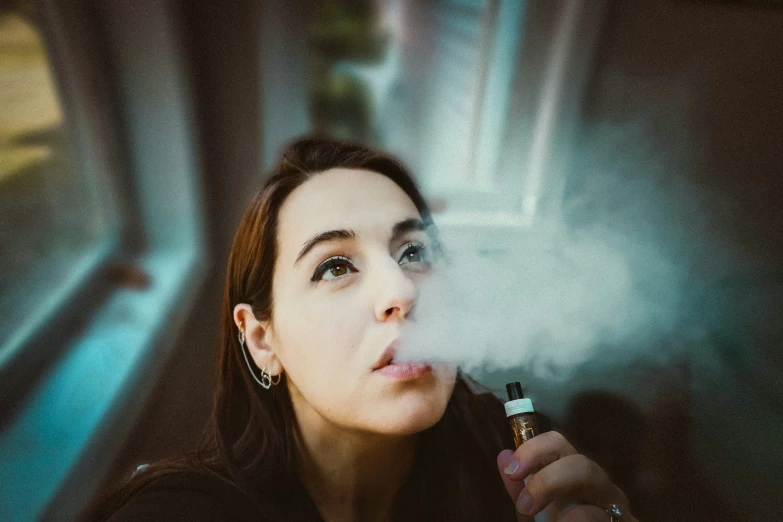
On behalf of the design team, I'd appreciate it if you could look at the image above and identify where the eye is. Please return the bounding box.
[398,242,429,267]
[311,256,357,282]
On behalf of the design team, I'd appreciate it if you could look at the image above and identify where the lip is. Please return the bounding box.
[373,362,433,380]
[371,343,398,371]
[371,340,433,380]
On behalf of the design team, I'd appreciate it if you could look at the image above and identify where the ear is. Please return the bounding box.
[233,303,283,377]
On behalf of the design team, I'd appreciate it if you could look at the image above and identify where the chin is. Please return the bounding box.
[373,383,453,435]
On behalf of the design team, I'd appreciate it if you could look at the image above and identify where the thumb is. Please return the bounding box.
[497,449,534,522]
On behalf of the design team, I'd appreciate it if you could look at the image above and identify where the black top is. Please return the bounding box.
[107,473,268,521]
[103,386,518,521]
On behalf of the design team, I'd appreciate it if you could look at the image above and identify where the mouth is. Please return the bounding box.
[371,344,398,371]
[371,343,432,380]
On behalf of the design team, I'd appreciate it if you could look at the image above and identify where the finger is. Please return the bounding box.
[502,431,578,481]
[514,454,628,518]
[497,450,524,499]
[497,450,535,521]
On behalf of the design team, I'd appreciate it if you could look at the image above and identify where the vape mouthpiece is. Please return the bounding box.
[506,381,524,401]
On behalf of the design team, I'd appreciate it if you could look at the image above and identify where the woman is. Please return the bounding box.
[93,138,635,521]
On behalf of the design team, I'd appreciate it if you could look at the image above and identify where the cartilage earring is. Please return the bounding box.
[239,329,268,388]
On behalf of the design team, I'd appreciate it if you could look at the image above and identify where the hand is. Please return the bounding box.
[496,431,638,521]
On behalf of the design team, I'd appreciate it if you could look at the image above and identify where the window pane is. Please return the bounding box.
[370,0,524,216]
[0,7,115,354]
[418,0,490,192]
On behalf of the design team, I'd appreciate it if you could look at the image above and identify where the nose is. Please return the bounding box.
[372,257,418,322]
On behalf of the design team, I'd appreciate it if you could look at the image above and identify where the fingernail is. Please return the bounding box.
[503,458,519,475]
[516,491,533,515]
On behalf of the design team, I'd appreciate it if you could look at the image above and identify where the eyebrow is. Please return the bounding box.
[293,218,427,266]
[391,217,427,237]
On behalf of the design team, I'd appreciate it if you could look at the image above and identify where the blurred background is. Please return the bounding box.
[0,0,781,520]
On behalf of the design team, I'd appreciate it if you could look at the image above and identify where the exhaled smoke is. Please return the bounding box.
[398,216,684,379]
[395,115,723,380]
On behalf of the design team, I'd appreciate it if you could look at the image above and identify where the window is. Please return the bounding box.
[0,1,205,519]
[0,6,118,360]
[379,0,526,222]
[378,0,605,229]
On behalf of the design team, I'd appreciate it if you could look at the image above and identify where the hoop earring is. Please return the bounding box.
[238,330,280,389]
[259,366,272,389]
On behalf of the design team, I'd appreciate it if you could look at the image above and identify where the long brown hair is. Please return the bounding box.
[89,137,516,521]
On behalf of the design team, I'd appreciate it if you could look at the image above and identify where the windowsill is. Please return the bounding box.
[0,247,205,521]
[0,238,117,368]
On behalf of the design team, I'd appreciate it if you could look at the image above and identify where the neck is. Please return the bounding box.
[295,416,416,522]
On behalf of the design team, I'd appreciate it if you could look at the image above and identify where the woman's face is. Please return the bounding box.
[267,168,456,437]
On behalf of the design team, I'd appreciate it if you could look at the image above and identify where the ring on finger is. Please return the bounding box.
[605,504,623,521]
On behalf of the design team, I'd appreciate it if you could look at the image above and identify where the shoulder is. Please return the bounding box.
[106,472,265,522]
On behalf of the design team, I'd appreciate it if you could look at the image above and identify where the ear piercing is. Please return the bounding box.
[238,329,281,389]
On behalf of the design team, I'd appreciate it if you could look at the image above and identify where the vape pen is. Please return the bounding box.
[504,382,567,521]
[504,382,539,447]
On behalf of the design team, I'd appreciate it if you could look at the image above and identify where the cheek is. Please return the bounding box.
[272,285,368,379]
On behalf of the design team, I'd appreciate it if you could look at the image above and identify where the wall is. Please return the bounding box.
[568,0,783,519]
